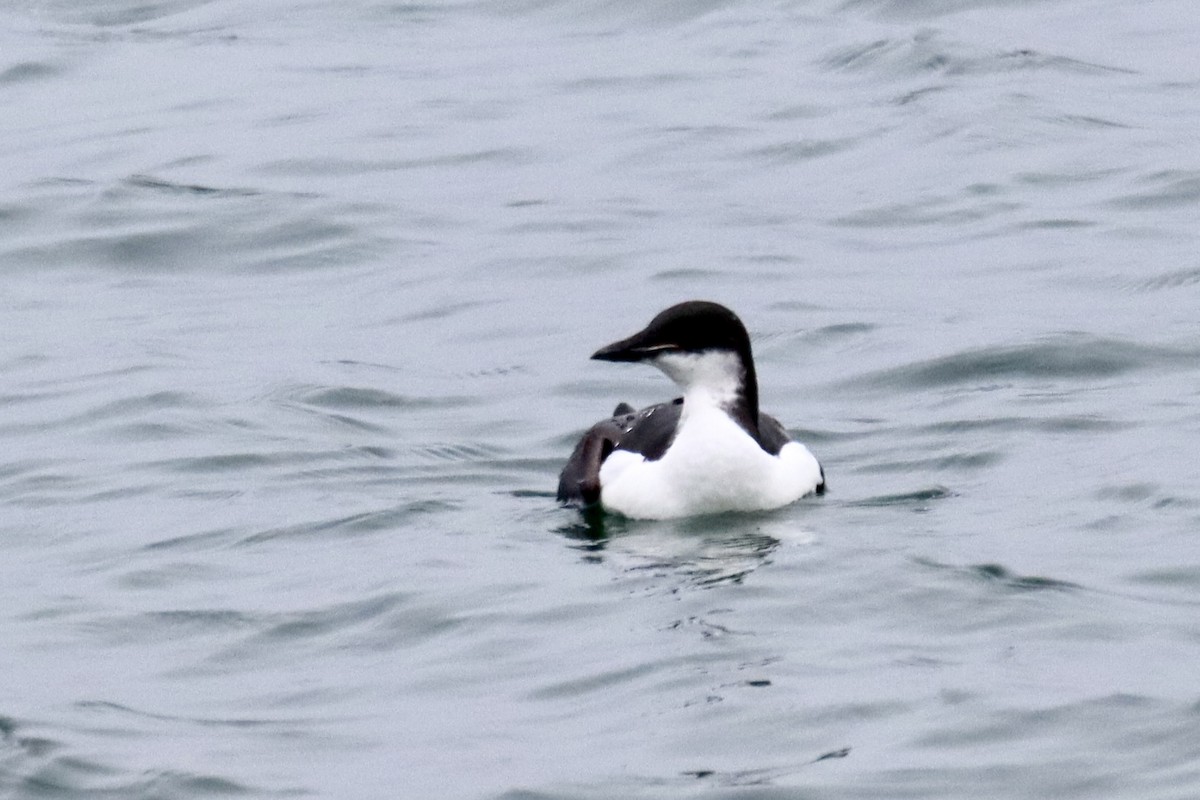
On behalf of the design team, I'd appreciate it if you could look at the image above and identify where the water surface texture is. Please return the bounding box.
[4,1,1200,797]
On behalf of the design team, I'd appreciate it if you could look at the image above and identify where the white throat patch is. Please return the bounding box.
[652,350,743,408]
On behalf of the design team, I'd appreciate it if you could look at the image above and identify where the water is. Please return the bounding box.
[3,1,1200,797]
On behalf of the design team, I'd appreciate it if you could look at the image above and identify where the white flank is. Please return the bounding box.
[597,351,822,520]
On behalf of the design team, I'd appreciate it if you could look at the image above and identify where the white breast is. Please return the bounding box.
[597,404,823,520]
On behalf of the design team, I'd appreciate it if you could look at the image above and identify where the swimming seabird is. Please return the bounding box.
[557,300,825,519]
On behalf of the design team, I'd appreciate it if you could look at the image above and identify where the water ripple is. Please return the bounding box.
[238,503,455,545]
[969,563,1082,592]
[290,384,475,410]
[1110,171,1200,210]
[1,708,269,798]
[819,31,1134,78]
[0,61,62,84]
[847,336,1192,390]
[848,486,955,508]
[861,451,1002,474]
[1132,267,1200,291]
[4,175,390,273]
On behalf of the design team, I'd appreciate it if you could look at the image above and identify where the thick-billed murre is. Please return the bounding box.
[557,301,825,519]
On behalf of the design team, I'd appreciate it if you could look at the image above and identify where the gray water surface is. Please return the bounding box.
[4,1,1200,798]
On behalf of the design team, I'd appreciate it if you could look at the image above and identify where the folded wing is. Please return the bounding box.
[556,400,682,506]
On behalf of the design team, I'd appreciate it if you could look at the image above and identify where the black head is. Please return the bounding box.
[590,301,763,438]
[590,301,753,364]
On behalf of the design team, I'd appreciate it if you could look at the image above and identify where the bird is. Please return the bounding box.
[557,300,825,519]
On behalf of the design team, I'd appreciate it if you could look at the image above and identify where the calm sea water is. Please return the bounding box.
[4,1,1200,797]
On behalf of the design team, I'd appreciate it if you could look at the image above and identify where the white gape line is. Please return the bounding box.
[598,351,823,520]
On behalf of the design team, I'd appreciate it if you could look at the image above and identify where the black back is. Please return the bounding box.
[556,398,798,506]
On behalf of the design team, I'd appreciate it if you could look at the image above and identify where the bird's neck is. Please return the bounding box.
[659,351,760,437]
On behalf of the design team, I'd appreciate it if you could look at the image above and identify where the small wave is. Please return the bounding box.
[679,738,860,785]
[492,0,728,29]
[201,590,462,667]
[81,390,199,422]
[0,390,202,441]
[812,322,876,337]
[0,61,62,85]
[76,701,280,730]
[919,414,1127,435]
[124,173,262,199]
[848,486,955,508]
[1110,171,1200,210]
[768,321,877,349]
[142,446,390,483]
[151,452,286,474]
[1095,482,1159,503]
[34,1,227,28]
[819,29,1133,79]
[971,562,1081,592]
[1129,566,1200,590]
[85,609,259,646]
[1048,113,1132,130]
[1014,218,1096,230]
[650,267,723,282]
[239,502,455,545]
[414,442,504,462]
[860,451,1001,474]
[745,138,856,164]
[142,526,239,552]
[528,661,670,702]
[281,384,476,436]
[258,147,537,176]
[847,336,1190,390]
[254,592,407,643]
[395,300,491,324]
[1132,267,1200,292]
[833,194,1021,228]
[296,385,460,410]
[21,759,251,799]
[2,712,263,797]
[0,458,57,483]
[915,557,1081,592]
[4,174,390,274]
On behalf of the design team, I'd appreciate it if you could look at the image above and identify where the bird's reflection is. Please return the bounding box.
[556,509,813,587]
